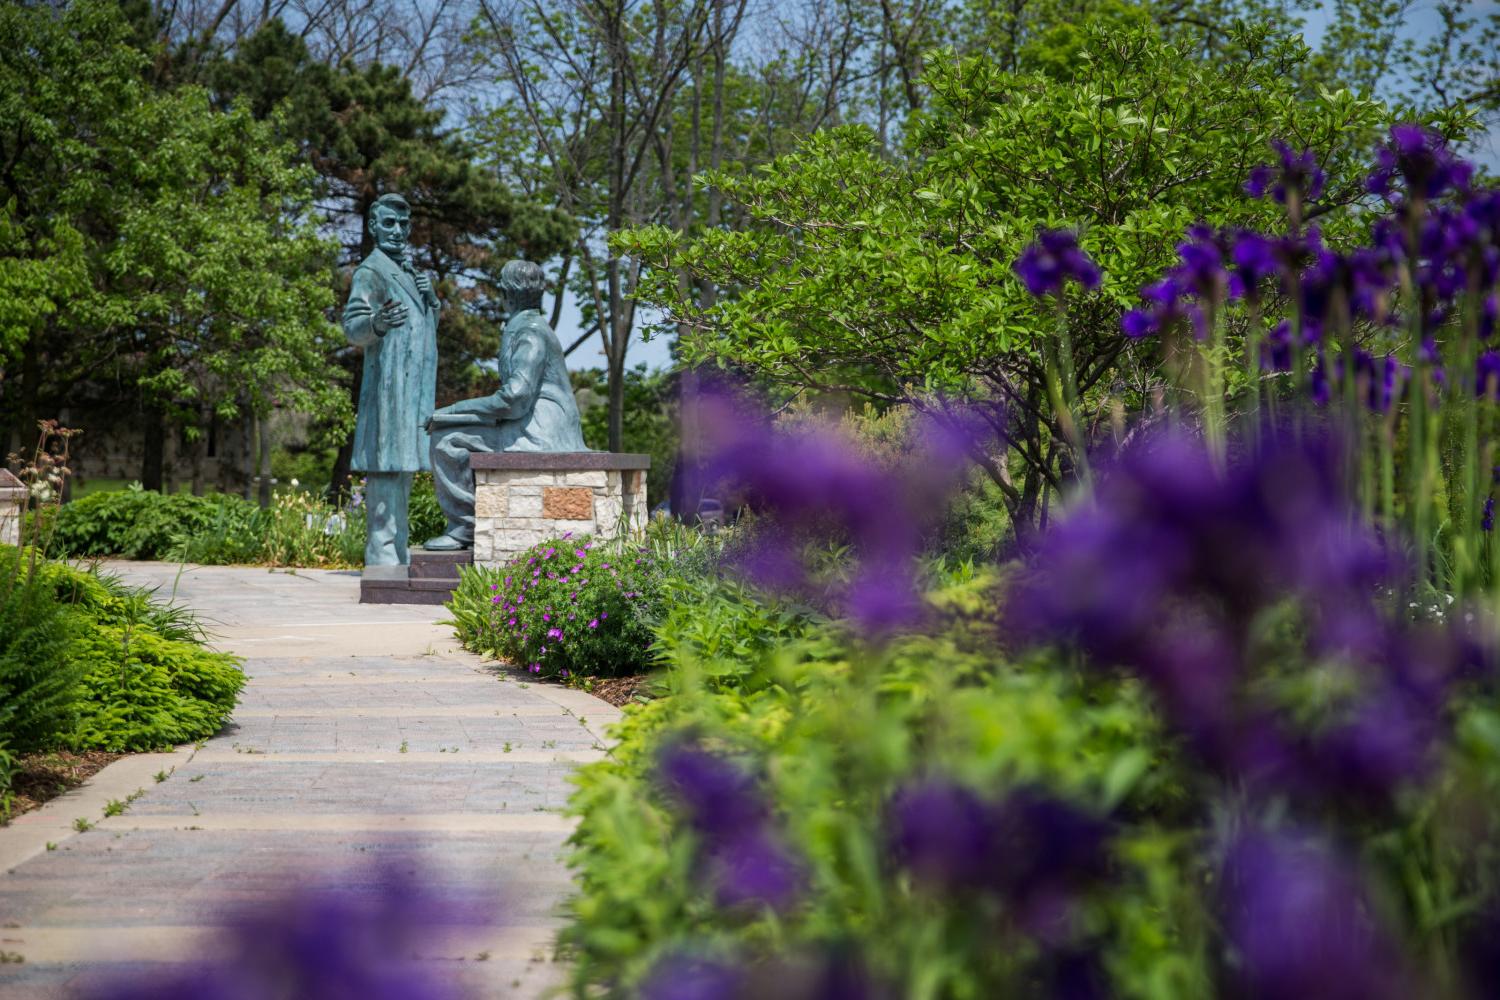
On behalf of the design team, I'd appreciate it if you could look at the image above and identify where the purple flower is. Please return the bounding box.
[1121,276,1198,339]
[588,618,599,629]
[638,954,746,1000]
[1244,140,1326,204]
[1228,230,1279,300]
[705,828,804,911]
[1221,831,1413,1000]
[547,627,562,639]
[656,742,767,838]
[1485,497,1495,533]
[1367,123,1474,201]
[886,781,1112,930]
[1013,229,1102,297]
[886,780,993,890]
[87,863,488,1000]
[1474,351,1500,401]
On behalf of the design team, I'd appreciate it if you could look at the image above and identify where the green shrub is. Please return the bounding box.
[0,549,244,760]
[257,489,365,567]
[50,485,368,567]
[449,534,668,680]
[561,575,1192,997]
[408,473,445,545]
[0,549,84,753]
[68,623,244,751]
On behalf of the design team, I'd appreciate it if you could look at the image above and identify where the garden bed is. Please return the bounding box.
[2,750,123,822]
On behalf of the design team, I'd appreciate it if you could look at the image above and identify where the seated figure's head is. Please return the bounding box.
[500,259,546,314]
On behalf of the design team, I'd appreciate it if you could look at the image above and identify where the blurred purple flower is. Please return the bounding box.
[1477,350,1500,398]
[887,780,1112,934]
[655,741,805,912]
[1229,230,1279,301]
[656,741,768,839]
[886,780,994,890]
[1221,830,1412,1000]
[89,863,490,1000]
[1245,141,1326,204]
[706,828,805,911]
[639,954,746,1000]
[1013,229,1102,297]
[1367,124,1474,201]
[696,386,980,634]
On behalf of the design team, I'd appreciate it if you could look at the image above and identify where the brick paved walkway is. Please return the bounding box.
[0,563,619,998]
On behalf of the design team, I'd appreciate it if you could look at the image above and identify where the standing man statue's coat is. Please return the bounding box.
[341,193,439,566]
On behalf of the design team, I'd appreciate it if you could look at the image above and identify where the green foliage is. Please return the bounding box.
[0,552,84,754]
[408,474,445,545]
[576,365,678,507]
[50,486,367,568]
[0,550,244,796]
[67,622,243,752]
[562,575,1198,997]
[449,535,670,680]
[0,0,351,450]
[618,21,1399,531]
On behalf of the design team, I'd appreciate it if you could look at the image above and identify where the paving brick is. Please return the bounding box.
[0,562,619,997]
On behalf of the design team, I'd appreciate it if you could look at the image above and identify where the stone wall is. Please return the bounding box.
[0,469,25,547]
[470,453,650,566]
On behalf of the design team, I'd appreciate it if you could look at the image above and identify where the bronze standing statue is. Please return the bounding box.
[341,193,440,566]
[423,260,587,551]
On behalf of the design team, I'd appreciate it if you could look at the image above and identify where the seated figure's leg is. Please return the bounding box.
[428,427,495,546]
[364,471,406,566]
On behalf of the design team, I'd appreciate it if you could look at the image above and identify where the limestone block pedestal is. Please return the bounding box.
[470,452,650,567]
[0,469,25,547]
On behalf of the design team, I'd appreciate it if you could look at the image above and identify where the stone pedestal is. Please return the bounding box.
[0,469,25,547]
[470,452,649,567]
[359,550,472,605]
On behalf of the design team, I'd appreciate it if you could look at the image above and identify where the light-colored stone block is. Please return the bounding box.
[494,470,559,488]
[595,497,624,528]
[507,491,544,518]
[495,528,546,552]
[567,470,608,489]
[475,486,507,519]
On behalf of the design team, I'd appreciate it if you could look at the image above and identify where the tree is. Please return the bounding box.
[0,0,349,488]
[618,21,1409,541]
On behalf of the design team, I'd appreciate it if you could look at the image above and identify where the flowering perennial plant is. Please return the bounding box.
[447,534,665,680]
[1100,125,1500,593]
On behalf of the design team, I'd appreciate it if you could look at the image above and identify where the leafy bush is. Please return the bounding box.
[562,575,1191,997]
[408,473,445,545]
[50,485,367,567]
[68,622,243,751]
[0,548,244,760]
[0,550,84,753]
[449,534,668,680]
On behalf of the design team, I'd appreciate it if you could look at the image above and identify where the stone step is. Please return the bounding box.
[408,549,474,580]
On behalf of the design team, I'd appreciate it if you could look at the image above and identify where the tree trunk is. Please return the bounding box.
[141,404,165,492]
[257,414,273,508]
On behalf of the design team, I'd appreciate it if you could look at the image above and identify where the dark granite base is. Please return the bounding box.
[358,550,473,604]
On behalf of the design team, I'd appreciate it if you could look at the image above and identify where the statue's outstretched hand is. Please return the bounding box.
[372,299,407,335]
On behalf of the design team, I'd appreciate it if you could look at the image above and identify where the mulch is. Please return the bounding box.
[586,675,655,708]
[3,750,123,824]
